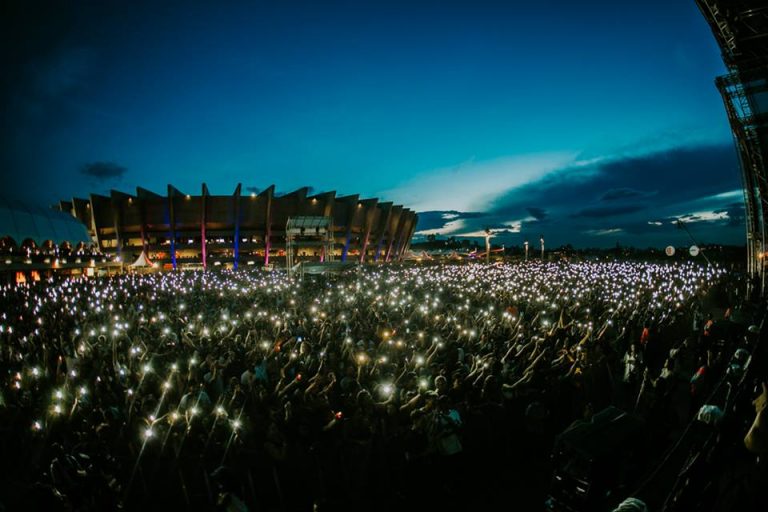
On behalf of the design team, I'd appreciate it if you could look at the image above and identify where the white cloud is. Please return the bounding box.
[419,216,525,239]
[671,210,729,223]
[414,218,466,236]
[708,189,742,201]
[458,227,516,237]
[649,189,741,228]
[584,228,623,236]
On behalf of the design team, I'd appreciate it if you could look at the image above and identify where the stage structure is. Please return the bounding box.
[286,216,334,274]
[697,1,768,292]
[58,184,418,270]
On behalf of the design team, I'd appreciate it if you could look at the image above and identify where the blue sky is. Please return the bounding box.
[0,0,743,247]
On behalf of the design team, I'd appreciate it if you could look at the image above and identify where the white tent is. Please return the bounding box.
[129,251,153,268]
[403,250,431,261]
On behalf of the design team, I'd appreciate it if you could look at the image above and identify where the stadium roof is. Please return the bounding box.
[0,198,92,246]
[286,216,332,230]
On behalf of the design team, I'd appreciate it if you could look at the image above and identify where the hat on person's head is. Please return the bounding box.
[696,404,724,426]
[733,348,749,363]
[611,497,648,512]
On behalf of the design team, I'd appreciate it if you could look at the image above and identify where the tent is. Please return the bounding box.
[129,251,154,268]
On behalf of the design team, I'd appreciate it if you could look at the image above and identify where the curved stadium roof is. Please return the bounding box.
[0,198,91,246]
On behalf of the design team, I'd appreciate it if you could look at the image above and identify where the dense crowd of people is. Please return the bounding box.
[0,239,105,263]
[0,260,753,510]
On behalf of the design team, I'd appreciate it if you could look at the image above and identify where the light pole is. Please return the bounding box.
[524,240,529,261]
[540,235,545,260]
[676,219,711,265]
[484,228,492,264]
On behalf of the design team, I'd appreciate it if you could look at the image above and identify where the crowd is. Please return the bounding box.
[0,260,751,511]
[0,239,105,262]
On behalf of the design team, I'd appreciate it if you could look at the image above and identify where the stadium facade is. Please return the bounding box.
[57,184,418,269]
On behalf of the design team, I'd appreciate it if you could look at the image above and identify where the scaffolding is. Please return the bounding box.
[697,0,768,294]
[286,216,334,276]
[717,71,768,286]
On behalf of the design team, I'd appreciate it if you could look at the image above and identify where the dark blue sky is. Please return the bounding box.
[0,0,743,247]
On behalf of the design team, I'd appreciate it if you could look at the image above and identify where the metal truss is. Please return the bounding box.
[697,0,768,293]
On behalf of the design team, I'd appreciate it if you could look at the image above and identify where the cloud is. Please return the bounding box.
[671,210,729,223]
[415,218,467,236]
[526,207,548,221]
[382,152,576,211]
[574,204,646,218]
[600,187,655,201]
[459,227,520,237]
[709,190,742,201]
[723,201,746,227]
[584,228,623,236]
[414,144,745,248]
[414,210,486,234]
[245,186,260,194]
[80,161,126,181]
[491,145,739,216]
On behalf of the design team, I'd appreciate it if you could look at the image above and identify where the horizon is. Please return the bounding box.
[410,236,746,251]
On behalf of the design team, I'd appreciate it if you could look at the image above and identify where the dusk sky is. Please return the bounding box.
[0,0,744,248]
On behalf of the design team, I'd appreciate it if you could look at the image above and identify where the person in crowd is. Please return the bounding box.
[612,497,649,512]
[745,382,768,455]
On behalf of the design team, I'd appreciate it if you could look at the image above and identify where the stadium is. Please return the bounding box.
[58,185,417,270]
